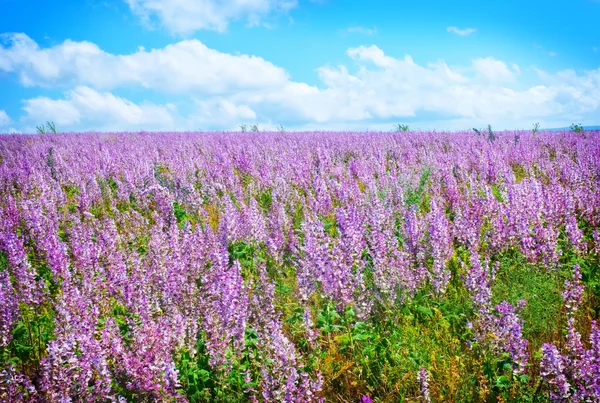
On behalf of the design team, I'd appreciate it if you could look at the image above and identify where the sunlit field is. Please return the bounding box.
[1,130,599,402]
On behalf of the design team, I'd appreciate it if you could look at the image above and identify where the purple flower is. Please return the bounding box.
[427,202,453,294]
[0,128,599,400]
[562,264,584,316]
[541,344,571,401]
[417,367,431,403]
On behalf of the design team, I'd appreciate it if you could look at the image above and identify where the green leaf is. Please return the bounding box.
[417,305,434,318]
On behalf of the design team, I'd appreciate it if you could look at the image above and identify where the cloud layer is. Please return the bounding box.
[22,86,178,131]
[2,34,600,132]
[0,34,289,94]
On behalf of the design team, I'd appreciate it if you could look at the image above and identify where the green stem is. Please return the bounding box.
[24,310,36,366]
[36,307,42,370]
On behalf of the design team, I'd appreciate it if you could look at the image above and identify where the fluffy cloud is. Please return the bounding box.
[189,98,257,128]
[7,37,600,131]
[472,57,518,83]
[19,87,262,132]
[447,26,477,36]
[533,67,600,114]
[125,0,298,34]
[0,33,288,94]
[22,86,178,131]
[224,45,599,129]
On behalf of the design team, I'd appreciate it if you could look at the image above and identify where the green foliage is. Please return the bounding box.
[487,124,496,142]
[473,125,496,142]
[228,241,258,276]
[490,184,504,202]
[1,305,56,376]
[570,123,584,133]
[404,167,431,208]
[491,252,566,348]
[321,213,338,237]
[532,122,540,135]
[482,355,538,402]
[35,260,61,299]
[510,163,527,183]
[175,331,259,403]
[300,241,589,401]
[313,281,475,401]
[0,251,7,272]
[394,123,410,132]
[291,202,305,231]
[36,121,57,135]
[239,124,248,133]
[62,183,80,202]
[173,201,194,228]
[581,259,600,316]
[255,188,273,212]
[250,124,259,133]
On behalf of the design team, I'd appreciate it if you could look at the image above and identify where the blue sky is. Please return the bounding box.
[0,0,599,132]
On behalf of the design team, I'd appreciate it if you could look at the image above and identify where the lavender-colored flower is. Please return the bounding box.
[562,264,584,316]
[250,263,323,402]
[0,270,19,347]
[427,202,453,294]
[537,268,600,401]
[0,129,598,400]
[593,229,600,255]
[0,364,38,401]
[303,307,319,349]
[417,367,431,403]
[541,343,571,401]
[463,248,492,311]
[201,251,249,370]
[494,301,529,373]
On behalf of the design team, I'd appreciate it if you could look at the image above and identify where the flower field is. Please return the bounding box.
[0,130,599,402]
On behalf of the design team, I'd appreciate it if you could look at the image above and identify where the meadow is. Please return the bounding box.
[0,129,599,402]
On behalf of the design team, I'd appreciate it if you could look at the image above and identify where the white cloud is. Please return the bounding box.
[22,86,178,131]
[6,36,600,131]
[447,26,476,36]
[125,0,298,34]
[347,44,397,67]
[19,87,261,132]
[0,110,11,126]
[0,33,288,94]
[190,98,257,127]
[228,45,599,129]
[347,26,377,35]
[472,57,517,83]
[534,67,600,113]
